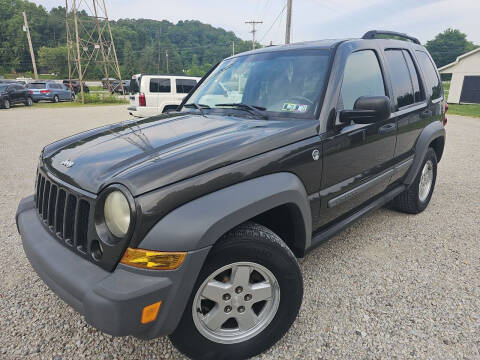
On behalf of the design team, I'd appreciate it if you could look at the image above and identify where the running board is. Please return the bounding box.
[308,185,406,252]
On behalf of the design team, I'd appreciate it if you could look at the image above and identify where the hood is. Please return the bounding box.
[42,113,318,196]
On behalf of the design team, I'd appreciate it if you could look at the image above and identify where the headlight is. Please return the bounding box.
[104,190,131,238]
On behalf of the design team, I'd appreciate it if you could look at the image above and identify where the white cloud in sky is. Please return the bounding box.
[33,0,480,44]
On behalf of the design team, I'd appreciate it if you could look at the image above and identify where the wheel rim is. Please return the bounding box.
[28,98,32,105]
[192,261,280,344]
[54,96,58,103]
[418,160,433,202]
[4,100,10,109]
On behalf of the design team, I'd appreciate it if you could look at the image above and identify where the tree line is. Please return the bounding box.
[0,0,477,79]
[0,0,252,79]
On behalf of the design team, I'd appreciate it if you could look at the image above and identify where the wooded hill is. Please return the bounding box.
[0,0,253,78]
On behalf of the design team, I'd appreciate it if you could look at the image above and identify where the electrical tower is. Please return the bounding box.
[65,0,124,103]
[245,20,263,50]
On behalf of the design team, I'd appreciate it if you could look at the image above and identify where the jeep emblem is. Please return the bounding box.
[60,159,74,168]
[312,149,320,161]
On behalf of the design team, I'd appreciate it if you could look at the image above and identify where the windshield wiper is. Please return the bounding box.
[215,103,268,120]
[184,103,211,117]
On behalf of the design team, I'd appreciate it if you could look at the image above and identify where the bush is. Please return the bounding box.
[78,93,127,104]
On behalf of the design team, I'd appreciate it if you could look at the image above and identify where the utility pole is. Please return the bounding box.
[165,50,169,74]
[232,41,235,56]
[245,20,262,50]
[72,0,85,103]
[285,0,292,44]
[22,12,38,80]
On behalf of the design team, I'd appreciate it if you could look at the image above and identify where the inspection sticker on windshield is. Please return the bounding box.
[282,103,308,112]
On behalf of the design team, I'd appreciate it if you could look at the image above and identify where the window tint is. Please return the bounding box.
[339,50,385,110]
[403,50,424,102]
[29,83,46,89]
[385,50,414,108]
[150,78,171,93]
[415,51,442,100]
[176,79,197,93]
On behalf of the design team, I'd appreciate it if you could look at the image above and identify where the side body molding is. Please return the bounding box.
[139,172,312,253]
[404,120,445,185]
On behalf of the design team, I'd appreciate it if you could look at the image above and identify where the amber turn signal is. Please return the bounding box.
[141,301,162,324]
[120,248,186,270]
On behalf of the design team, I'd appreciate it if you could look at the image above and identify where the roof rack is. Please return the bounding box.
[362,30,420,45]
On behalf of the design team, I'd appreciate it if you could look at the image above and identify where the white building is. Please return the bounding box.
[438,48,480,104]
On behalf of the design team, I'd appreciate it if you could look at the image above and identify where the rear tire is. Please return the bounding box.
[169,222,303,360]
[52,95,59,103]
[25,97,33,106]
[391,147,437,214]
[3,99,10,109]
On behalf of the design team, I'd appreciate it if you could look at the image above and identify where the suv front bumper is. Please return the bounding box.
[16,195,210,339]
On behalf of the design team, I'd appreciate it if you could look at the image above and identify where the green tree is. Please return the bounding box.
[37,46,68,76]
[122,40,136,78]
[426,29,478,67]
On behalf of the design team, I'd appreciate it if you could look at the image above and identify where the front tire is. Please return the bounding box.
[170,222,303,360]
[25,97,33,106]
[391,147,437,214]
[3,99,10,109]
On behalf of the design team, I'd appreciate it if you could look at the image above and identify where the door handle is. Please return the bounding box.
[378,123,396,135]
[420,109,432,119]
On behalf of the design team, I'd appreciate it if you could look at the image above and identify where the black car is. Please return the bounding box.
[110,79,130,94]
[17,31,446,360]
[62,79,90,94]
[0,82,33,109]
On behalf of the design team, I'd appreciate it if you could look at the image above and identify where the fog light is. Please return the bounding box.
[120,248,186,270]
[141,301,162,324]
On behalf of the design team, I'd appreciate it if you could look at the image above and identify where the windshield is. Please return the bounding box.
[185,49,330,118]
[0,84,8,91]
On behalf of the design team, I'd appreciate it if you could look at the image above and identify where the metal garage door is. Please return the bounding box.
[460,76,480,104]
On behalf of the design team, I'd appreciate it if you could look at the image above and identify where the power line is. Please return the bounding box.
[259,3,287,45]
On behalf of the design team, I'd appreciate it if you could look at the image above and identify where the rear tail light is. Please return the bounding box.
[40,90,50,94]
[443,102,448,126]
[139,93,146,107]
[29,90,33,94]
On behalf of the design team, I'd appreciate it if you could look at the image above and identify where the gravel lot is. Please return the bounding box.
[1,105,479,359]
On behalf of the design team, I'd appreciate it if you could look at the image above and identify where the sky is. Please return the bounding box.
[32,0,480,45]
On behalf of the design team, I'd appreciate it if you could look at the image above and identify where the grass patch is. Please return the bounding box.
[32,101,126,109]
[80,92,127,104]
[88,85,105,91]
[442,81,450,91]
[448,104,480,118]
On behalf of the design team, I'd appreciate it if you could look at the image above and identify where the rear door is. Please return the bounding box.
[460,76,480,104]
[319,46,396,227]
[175,78,197,101]
[382,48,428,183]
[149,77,172,113]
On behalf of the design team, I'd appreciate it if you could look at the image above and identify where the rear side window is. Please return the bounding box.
[176,79,197,94]
[403,50,425,103]
[385,50,414,108]
[415,51,442,100]
[150,78,171,93]
[339,50,386,110]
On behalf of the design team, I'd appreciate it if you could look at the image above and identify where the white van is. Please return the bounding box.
[128,74,200,117]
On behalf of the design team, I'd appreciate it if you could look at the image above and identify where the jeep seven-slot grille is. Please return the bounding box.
[35,171,90,253]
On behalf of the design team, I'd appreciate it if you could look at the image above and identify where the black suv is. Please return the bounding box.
[0,82,33,109]
[16,31,446,360]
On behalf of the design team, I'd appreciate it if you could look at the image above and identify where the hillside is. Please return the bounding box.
[0,0,252,78]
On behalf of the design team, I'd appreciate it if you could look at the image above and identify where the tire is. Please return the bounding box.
[33,100,39,103]
[25,97,33,106]
[71,93,76,102]
[169,222,303,360]
[3,99,10,109]
[52,95,59,103]
[391,147,437,214]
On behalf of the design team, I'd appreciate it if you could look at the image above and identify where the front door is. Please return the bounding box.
[318,49,396,227]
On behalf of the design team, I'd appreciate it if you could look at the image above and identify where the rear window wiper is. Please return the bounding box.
[215,103,268,120]
[184,103,211,117]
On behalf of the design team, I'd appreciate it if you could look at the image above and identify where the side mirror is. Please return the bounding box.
[339,96,391,124]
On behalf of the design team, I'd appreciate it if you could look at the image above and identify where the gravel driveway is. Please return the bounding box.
[0,106,479,359]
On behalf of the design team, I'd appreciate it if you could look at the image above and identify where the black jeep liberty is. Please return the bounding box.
[16,30,446,360]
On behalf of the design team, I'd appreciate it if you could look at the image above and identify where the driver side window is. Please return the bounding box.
[339,50,386,110]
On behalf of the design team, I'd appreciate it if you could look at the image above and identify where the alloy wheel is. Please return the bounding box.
[418,159,433,202]
[192,261,280,344]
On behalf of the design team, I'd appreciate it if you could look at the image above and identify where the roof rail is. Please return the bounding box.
[362,30,421,45]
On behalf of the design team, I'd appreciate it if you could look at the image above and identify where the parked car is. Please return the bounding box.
[128,74,200,117]
[17,30,447,360]
[110,79,130,94]
[62,79,90,94]
[102,77,117,89]
[0,82,32,109]
[28,81,74,103]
